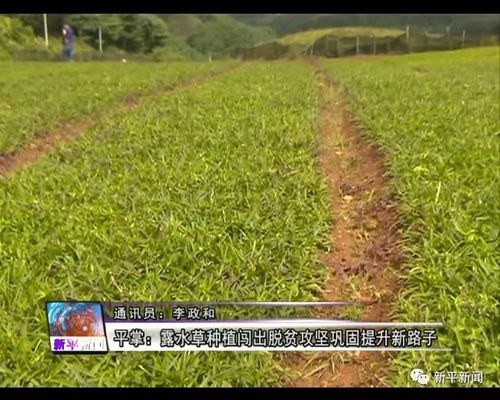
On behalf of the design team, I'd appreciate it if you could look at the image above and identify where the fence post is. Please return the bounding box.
[461,30,466,49]
[406,25,411,53]
[98,26,103,54]
[446,25,451,50]
[336,36,340,57]
[208,52,212,62]
[372,35,376,55]
[43,14,49,47]
[356,36,360,55]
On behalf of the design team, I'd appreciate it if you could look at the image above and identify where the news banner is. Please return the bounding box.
[46,301,450,353]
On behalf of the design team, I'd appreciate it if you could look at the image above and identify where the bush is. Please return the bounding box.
[0,16,38,47]
[150,38,207,61]
[151,47,187,61]
[0,16,49,59]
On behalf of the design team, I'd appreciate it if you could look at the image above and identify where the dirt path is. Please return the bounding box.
[283,62,404,387]
[0,66,238,178]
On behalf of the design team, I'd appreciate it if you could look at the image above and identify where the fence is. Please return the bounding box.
[9,49,154,62]
[240,30,500,60]
[7,31,499,62]
[238,41,304,60]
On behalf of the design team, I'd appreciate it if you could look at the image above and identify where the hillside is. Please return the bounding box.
[242,23,498,60]
[158,14,203,40]
[4,14,498,61]
[183,14,277,58]
[233,14,500,36]
[275,27,405,46]
[0,16,96,60]
[0,15,44,59]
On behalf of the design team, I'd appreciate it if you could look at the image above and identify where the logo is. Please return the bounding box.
[410,368,430,385]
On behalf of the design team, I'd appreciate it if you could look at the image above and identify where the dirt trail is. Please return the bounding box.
[0,66,238,178]
[283,62,404,387]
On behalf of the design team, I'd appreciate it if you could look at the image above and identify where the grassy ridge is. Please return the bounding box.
[274,27,405,46]
[322,47,500,386]
[0,62,331,386]
[0,62,227,154]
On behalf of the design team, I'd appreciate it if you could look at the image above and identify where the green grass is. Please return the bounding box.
[322,46,500,386]
[1,46,498,387]
[274,27,405,46]
[0,62,331,386]
[0,61,227,154]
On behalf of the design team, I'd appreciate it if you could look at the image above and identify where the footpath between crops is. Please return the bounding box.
[0,65,240,178]
[283,60,405,387]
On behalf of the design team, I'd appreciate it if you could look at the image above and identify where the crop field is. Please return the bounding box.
[0,62,331,386]
[0,62,227,153]
[0,46,498,387]
[322,47,500,385]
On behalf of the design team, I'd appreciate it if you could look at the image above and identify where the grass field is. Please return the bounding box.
[0,62,331,386]
[322,47,500,386]
[0,62,226,153]
[0,46,498,387]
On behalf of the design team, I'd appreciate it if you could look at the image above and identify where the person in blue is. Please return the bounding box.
[61,24,74,61]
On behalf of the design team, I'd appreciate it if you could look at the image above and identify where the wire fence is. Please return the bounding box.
[9,49,154,62]
[7,30,499,62]
[239,30,500,60]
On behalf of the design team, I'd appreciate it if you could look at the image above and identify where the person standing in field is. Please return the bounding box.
[62,24,74,61]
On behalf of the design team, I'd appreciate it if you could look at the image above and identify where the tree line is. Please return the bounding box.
[2,14,498,60]
[3,14,277,59]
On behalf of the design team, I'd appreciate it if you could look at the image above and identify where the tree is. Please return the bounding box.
[69,14,123,49]
[187,15,276,58]
[119,14,170,53]
[141,14,171,52]
[8,14,68,36]
[67,14,171,53]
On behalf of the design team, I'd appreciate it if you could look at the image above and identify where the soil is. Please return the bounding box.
[283,61,404,387]
[0,66,238,178]
[0,120,91,176]
[123,94,140,108]
[1,60,404,386]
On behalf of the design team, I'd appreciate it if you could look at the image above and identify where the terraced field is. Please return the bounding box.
[0,46,498,387]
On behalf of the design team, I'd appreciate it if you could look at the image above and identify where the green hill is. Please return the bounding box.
[183,14,277,58]
[275,27,405,46]
[0,16,91,60]
[158,14,203,40]
[232,14,500,36]
[242,23,498,60]
[0,15,43,59]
